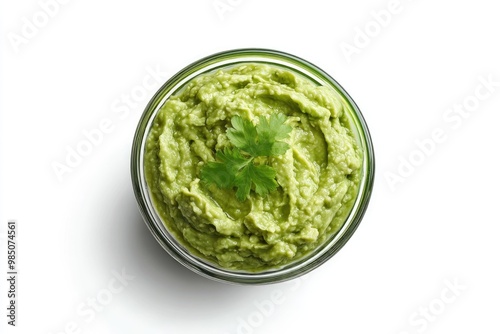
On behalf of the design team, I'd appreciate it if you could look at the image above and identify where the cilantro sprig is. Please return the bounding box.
[200,113,292,201]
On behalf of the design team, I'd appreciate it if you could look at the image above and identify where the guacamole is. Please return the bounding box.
[144,63,362,271]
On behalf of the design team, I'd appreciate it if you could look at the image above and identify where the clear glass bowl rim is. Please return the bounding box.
[130,48,375,285]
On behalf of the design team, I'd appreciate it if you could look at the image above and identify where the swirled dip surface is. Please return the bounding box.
[145,63,362,271]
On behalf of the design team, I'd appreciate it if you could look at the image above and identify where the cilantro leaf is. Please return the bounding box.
[200,113,292,201]
[227,114,292,157]
[256,113,292,156]
[234,163,277,200]
[216,148,249,170]
[233,165,252,201]
[200,148,249,189]
[226,116,259,156]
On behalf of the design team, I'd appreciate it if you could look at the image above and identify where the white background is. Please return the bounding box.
[1,0,499,333]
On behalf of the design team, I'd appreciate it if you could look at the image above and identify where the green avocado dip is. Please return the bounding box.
[144,63,362,272]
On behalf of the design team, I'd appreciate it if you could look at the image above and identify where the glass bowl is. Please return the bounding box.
[131,48,375,285]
